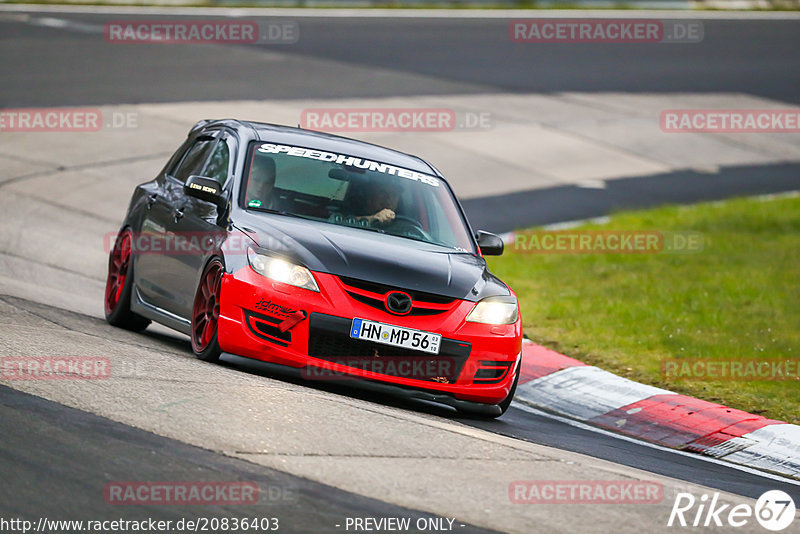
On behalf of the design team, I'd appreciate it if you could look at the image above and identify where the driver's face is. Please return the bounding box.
[366,183,400,213]
[250,161,276,198]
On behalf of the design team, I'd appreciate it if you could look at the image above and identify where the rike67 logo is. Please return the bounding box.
[668,490,796,531]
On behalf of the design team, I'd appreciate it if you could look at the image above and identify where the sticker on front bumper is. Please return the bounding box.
[350,318,441,355]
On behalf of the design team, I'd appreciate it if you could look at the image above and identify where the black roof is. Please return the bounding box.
[196,119,441,177]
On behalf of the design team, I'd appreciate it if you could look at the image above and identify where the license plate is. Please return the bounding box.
[350,318,441,355]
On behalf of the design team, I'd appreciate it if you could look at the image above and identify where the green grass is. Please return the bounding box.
[487,194,800,424]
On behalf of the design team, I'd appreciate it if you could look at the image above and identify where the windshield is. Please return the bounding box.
[240,142,476,252]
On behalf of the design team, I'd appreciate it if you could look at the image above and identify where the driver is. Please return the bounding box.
[245,155,278,209]
[356,180,402,226]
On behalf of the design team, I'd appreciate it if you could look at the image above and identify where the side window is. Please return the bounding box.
[203,139,231,185]
[172,137,216,183]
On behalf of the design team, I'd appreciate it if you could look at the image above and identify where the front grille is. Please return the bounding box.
[338,276,457,316]
[339,276,456,304]
[307,313,470,383]
[346,292,444,317]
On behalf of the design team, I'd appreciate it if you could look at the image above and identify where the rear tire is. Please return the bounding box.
[191,258,224,363]
[104,228,151,332]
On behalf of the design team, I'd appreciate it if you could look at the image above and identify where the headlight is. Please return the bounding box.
[247,247,319,292]
[466,296,518,325]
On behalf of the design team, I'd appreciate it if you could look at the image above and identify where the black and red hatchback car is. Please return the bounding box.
[105,119,522,416]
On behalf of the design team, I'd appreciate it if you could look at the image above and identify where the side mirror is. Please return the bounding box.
[184,175,227,208]
[476,230,504,256]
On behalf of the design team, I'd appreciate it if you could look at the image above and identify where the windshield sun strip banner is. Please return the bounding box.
[256,143,440,187]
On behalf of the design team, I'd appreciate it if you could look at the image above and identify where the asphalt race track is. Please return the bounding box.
[1,8,799,533]
[0,383,497,534]
[2,11,800,105]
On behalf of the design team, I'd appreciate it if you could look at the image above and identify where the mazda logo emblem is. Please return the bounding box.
[385,292,412,315]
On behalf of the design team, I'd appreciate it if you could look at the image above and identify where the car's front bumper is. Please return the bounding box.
[218,266,522,406]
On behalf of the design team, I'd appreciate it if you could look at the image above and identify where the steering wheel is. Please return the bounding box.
[388,215,432,241]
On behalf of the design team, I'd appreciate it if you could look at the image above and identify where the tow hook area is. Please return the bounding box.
[278,311,307,333]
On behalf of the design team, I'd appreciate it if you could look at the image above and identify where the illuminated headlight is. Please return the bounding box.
[466,296,518,325]
[247,248,319,292]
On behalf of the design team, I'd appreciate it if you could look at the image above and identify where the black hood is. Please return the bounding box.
[235,212,510,302]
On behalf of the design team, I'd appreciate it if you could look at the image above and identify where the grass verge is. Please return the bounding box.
[487,193,800,424]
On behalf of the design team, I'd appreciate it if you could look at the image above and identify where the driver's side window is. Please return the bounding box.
[203,138,231,185]
[172,137,216,183]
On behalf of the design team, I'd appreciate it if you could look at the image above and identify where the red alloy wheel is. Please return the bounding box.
[192,260,223,353]
[105,230,133,316]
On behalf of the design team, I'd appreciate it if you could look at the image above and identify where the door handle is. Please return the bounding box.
[147,194,157,209]
[173,208,184,223]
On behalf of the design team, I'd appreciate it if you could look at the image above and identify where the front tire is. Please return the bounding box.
[459,359,520,419]
[191,258,224,362]
[104,228,151,332]
[495,360,521,416]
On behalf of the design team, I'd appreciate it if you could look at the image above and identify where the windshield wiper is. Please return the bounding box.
[343,224,385,234]
[390,232,457,250]
[248,207,318,222]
